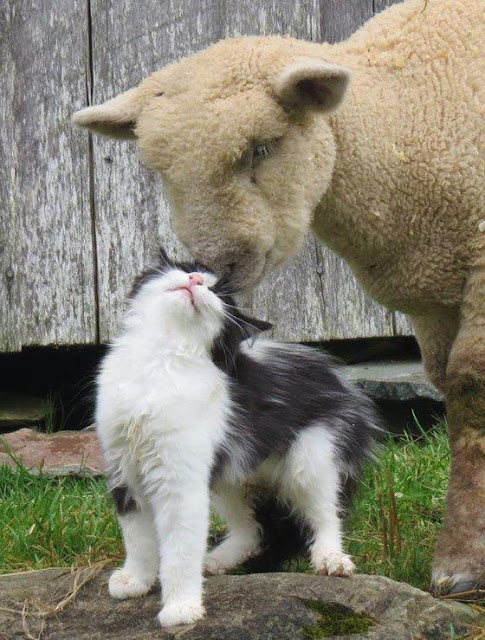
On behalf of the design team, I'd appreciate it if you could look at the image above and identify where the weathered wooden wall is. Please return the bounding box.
[1,0,97,352]
[1,0,412,352]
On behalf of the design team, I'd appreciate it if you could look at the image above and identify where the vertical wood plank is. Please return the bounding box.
[222,0,330,341]
[0,0,96,352]
[90,0,223,342]
[320,0,374,44]
[221,0,321,40]
[394,312,415,336]
[373,0,404,13]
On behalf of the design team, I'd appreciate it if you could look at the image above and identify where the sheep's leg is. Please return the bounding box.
[410,313,459,394]
[428,271,485,596]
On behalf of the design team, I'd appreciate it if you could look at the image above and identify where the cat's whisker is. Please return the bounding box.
[220,301,253,313]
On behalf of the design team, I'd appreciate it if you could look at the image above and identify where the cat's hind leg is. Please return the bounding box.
[280,425,355,577]
[108,486,159,599]
[205,480,261,574]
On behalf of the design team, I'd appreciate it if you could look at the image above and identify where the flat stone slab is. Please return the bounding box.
[0,427,104,476]
[0,392,48,431]
[344,360,444,402]
[0,568,481,639]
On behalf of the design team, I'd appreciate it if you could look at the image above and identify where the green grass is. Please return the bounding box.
[0,424,450,590]
[0,464,122,573]
[346,423,450,588]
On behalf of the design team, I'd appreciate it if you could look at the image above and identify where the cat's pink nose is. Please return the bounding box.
[188,273,203,287]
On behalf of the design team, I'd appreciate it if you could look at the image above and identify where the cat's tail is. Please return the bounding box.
[240,490,310,573]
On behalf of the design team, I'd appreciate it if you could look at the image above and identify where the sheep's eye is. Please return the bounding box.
[251,139,280,167]
[239,138,281,172]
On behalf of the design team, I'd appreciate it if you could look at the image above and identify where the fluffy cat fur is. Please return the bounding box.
[95,248,380,627]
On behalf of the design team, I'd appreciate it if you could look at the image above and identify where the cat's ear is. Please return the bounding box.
[157,246,174,269]
[239,313,273,335]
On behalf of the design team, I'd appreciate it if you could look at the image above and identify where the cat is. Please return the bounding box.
[95,248,380,627]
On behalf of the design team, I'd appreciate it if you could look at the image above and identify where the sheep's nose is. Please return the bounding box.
[188,273,204,286]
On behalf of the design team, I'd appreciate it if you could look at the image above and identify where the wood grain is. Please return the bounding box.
[373,0,405,13]
[320,0,373,44]
[394,312,415,336]
[0,0,96,352]
[90,0,401,342]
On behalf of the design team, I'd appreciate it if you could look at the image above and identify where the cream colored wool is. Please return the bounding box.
[74,0,485,593]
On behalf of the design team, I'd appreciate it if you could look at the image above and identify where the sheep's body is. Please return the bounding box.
[316,0,484,317]
[74,0,485,596]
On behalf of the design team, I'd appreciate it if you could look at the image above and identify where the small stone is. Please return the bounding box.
[0,427,104,476]
[343,359,444,402]
[478,220,485,233]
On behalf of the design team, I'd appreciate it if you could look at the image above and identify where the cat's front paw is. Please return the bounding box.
[157,601,205,627]
[312,551,355,577]
[108,569,153,599]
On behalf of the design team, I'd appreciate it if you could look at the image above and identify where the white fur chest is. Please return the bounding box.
[96,337,230,487]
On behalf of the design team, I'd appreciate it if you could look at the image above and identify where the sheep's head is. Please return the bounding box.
[73,36,349,288]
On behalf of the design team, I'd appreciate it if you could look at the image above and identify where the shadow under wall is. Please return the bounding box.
[0,336,445,435]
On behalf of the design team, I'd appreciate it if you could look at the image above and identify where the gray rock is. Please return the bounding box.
[343,360,444,403]
[0,568,481,639]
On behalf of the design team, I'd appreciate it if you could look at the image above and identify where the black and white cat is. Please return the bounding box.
[95,248,380,627]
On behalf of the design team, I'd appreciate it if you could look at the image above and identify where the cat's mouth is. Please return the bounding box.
[172,285,199,309]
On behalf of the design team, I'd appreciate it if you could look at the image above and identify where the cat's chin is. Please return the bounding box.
[167,294,223,329]
[165,294,199,318]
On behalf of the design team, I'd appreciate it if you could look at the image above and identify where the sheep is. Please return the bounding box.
[73,0,485,595]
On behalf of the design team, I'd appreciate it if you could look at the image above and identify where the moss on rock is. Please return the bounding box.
[300,599,375,638]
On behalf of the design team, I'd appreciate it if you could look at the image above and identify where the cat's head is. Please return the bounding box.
[128,247,272,356]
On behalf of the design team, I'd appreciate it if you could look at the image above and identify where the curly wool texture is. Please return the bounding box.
[317,0,484,316]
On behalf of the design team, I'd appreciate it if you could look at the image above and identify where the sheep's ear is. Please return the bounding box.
[72,87,143,139]
[273,59,350,112]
